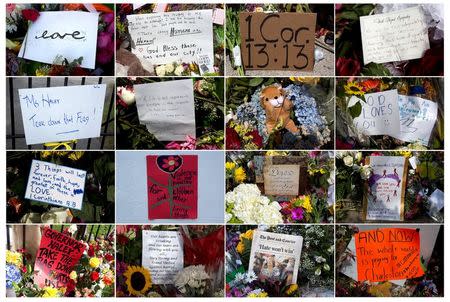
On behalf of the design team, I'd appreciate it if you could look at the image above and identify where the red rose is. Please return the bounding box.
[22,9,40,22]
[117,234,129,245]
[405,46,444,76]
[336,57,361,76]
[88,245,95,257]
[90,271,99,281]
[104,253,114,262]
[246,129,263,148]
[226,127,242,149]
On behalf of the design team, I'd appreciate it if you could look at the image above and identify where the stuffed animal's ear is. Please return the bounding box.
[278,86,286,96]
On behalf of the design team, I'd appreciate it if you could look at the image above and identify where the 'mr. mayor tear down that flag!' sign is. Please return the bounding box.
[34,228,86,288]
[25,159,87,210]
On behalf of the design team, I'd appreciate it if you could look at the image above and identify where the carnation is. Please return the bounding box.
[174,265,210,295]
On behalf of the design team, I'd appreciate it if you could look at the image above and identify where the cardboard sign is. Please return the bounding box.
[142,230,183,284]
[147,155,198,219]
[134,79,196,141]
[394,95,438,146]
[365,156,407,221]
[18,11,99,69]
[127,10,214,74]
[354,228,424,282]
[351,89,400,136]
[263,164,300,196]
[18,84,106,145]
[25,159,87,210]
[249,231,303,284]
[34,228,86,288]
[360,6,430,65]
[239,12,316,71]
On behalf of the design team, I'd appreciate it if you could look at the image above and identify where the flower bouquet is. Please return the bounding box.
[226,225,334,297]
[5,224,115,297]
[226,151,334,224]
[336,77,444,150]
[226,77,334,150]
[6,3,115,76]
[7,151,115,223]
[116,77,224,150]
[116,225,224,297]
[116,3,224,76]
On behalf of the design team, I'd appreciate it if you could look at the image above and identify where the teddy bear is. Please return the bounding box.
[260,84,299,134]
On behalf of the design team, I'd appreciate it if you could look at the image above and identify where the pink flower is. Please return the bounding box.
[179,135,196,150]
[308,151,320,158]
[370,152,383,156]
[291,207,304,221]
[166,141,181,150]
[162,156,180,171]
[102,12,114,24]
[6,4,16,14]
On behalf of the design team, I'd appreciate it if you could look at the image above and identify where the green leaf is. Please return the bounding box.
[348,101,362,118]
[107,186,115,202]
[361,63,392,76]
[248,78,264,87]
[339,10,359,20]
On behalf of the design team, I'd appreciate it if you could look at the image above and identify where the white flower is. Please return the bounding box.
[68,225,77,235]
[315,256,326,263]
[355,152,362,162]
[360,164,372,180]
[117,86,135,105]
[343,156,354,167]
[165,63,175,73]
[174,265,210,292]
[245,271,257,284]
[174,65,185,76]
[315,268,322,276]
[155,65,166,76]
[323,263,330,271]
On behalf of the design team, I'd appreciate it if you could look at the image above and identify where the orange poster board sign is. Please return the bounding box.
[354,228,424,282]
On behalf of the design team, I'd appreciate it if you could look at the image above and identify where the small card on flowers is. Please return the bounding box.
[263,164,300,196]
[134,79,196,141]
[146,155,198,219]
[142,230,184,284]
[248,230,303,284]
[364,156,408,221]
[18,11,99,69]
[34,227,86,288]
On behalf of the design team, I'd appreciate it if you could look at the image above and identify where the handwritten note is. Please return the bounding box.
[366,156,407,221]
[34,228,86,288]
[127,10,214,74]
[18,84,106,145]
[147,155,198,219]
[18,11,99,69]
[239,12,316,71]
[263,164,300,196]
[394,95,438,146]
[354,228,424,282]
[351,89,400,136]
[134,79,196,141]
[360,6,430,65]
[142,230,183,284]
[25,160,86,210]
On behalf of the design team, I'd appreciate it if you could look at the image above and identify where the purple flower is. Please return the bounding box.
[291,207,304,221]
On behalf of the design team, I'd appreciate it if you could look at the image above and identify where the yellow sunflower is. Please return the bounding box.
[124,266,152,296]
[344,82,365,96]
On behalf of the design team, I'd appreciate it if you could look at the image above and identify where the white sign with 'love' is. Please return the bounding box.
[18,11,99,69]
[18,84,106,145]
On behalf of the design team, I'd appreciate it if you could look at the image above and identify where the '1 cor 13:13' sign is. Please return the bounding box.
[239,12,316,71]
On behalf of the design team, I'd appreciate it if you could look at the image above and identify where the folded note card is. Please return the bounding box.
[127,10,214,74]
[147,155,198,219]
[25,159,87,210]
[360,6,430,65]
[18,11,99,69]
[134,79,196,141]
[18,84,106,145]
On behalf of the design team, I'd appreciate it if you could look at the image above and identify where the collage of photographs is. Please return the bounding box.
[3,1,445,299]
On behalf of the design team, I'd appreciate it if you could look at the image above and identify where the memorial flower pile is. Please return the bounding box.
[226,225,334,297]
[6,3,115,76]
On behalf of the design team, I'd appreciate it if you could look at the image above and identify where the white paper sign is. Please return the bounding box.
[134,79,196,141]
[25,160,86,210]
[366,156,406,221]
[18,11,99,69]
[18,84,106,145]
[263,165,300,196]
[351,89,400,136]
[142,230,183,284]
[360,6,430,65]
[127,10,214,74]
[394,95,438,146]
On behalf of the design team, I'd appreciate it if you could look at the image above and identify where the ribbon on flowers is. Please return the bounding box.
[43,140,77,150]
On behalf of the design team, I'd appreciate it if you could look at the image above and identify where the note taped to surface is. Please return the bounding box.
[18,84,106,145]
[25,159,87,210]
[354,228,424,282]
[18,11,99,69]
[359,6,430,65]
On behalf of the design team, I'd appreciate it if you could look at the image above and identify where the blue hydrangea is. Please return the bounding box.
[236,86,268,142]
[6,264,22,289]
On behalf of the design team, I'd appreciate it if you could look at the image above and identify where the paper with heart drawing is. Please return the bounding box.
[147,155,198,219]
[134,79,196,141]
[25,159,87,210]
[142,230,183,284]
[18,11,99,69]
[360,6,430,65]
[394,95,438,146]
[350,89,400,137]
[364,156,407,221]
[18,84,106,145]
[263,164,300,196]
[127,10,214,74]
